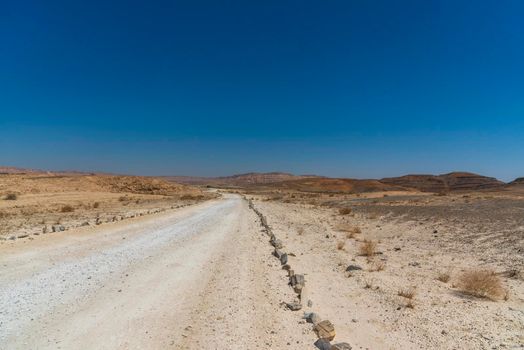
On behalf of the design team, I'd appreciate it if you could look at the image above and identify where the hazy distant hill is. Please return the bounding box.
[0,166,44,174]
[163,172,322,187]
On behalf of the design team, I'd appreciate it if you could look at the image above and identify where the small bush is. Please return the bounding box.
[60,205,75,213]
[457,269,505,300]
[369,261,385,272]
[398,287,416,299]
[4,193,17,200]
[437,271,451,283]
[93,202,100,208]
[359,240,377,257]
[336,240,346,250]
[339,207,352,215]
[297,227,304,235]
[181,194,197,200]
[119,196,128,202]
[364,278,374,289]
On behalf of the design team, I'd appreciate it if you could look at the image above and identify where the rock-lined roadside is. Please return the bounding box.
[246,197,353,350]
[0,203,195,241]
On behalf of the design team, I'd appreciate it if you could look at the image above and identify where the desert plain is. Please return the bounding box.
[0,169,523,349]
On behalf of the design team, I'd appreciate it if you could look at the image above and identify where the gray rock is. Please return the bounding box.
[286,301,302,311]
[345,265,362,272]
[331,343,352,350]
[304,312,321,324]
[314,339,331,350]
[52,225,65,232]
[280,253,288,265]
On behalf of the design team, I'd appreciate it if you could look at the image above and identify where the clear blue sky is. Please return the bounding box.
[1,1,523,181]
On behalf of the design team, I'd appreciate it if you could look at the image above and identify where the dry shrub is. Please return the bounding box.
[359,240,376,257]
[181,194,199,200]
[118,196,128,202]
[4,193,17,200]
[345,231,355,239]
[437,271,451,283]
[364,278,374,289]
[60,205,75,213]
[457,269,505,300]
[339,207,352,215]
[405,299,415,309]
[369,260,385,272]
[398,287,416,299]
[297,227,304,235]
[336,240,346,251]
[93,202,100,208]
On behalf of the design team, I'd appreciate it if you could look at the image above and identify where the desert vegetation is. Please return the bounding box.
[359,240,377,257]
[4,193,17,200]
[338,207,352,215]
[60,205,75,213]
[457,269,506,300]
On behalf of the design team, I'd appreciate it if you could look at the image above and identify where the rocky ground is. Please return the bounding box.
[0,173,211,241]
[246,190,524,349]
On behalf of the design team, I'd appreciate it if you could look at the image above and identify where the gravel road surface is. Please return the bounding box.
[0,194,312,349]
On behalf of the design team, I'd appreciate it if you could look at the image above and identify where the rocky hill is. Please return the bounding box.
[0,173,201,197]
[380,172,504,192]
[258,177,405,193]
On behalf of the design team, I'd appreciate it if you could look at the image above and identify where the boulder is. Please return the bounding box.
[314,320,336,341]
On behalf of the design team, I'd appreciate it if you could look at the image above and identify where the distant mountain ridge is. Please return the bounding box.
[165,171,509,193]
[3,167,517,193]
[162,172,322,186]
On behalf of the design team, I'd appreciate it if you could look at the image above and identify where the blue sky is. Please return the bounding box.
[1,1,523,180]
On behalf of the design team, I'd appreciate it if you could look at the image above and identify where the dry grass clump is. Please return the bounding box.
[118,196,128,202]
[297,227,304,235]
[457,269,505,300]
[339,207,352,215]
[4,193,17,200]
[364,278,374,289]
[60,205,75,213]
[93,202,100,208]
[405,299,415,309]
[369,260,385,272]
[344,226,361,239]
[181,194,199,200]
[437,270,451,283]
[359,240,377,257]
[336,240,346,251]
[398,287,416,299]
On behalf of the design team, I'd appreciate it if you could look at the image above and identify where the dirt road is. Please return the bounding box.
[0,194,313,349]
